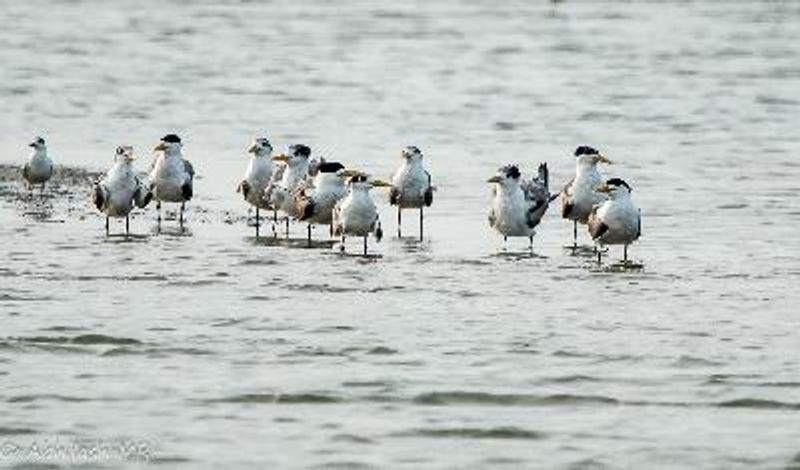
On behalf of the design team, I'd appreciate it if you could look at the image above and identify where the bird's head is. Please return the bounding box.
[248,137,273,156]
[574,145,612,166]
[29,136,46,150]
[486,165,521,187]
[401,146,423,162]
[341,170,391,191]
[153,134,182,154]
[273,144,311,167]
[595,178,632,199]
[317,161,346,178]
[115,145,136,163]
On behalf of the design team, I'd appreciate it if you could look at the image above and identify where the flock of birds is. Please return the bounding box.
[19,135,642,262]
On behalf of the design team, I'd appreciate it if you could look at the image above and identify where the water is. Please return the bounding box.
[1,1,799,468]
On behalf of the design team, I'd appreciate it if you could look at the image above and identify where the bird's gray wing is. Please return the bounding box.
[560,177,575,218]
[93,184,106,211]
[423,171,434,207]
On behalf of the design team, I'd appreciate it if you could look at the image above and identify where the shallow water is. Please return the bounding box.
[1,1,800,469]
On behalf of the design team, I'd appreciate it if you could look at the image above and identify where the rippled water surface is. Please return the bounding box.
[1,1,800,468]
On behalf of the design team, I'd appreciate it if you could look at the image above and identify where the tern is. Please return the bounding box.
[389,146,434,240]
[487,164,553,249]
[93,146,152,237]
[560,146,612,248]
[22,136,54,198]
[294,161,348,244]
[333,172,391,255]
[237,137,274,237]
[588,178,641,264]
[149,134,194,233]
[266,144,312,238]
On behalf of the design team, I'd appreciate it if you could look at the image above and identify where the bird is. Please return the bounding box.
[22,136,54,198]
[560,145,612,248]
[389,146,434,240]
[588,178,641,264]
[487,163,553,250]
[294,161,348,244]
[266,144,312,238]
[332,172,391,256]
[237,137,274,237]
[148,134,194,233]
[93,146,152,237]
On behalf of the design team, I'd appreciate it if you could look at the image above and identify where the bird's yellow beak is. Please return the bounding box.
[247,143,259,154]
[128,154,137,161]
[594,184,610,193]
[272,154,289,162]
[597,154,613,165]
[371,179,392,188]
[487,175,502,184]
[153,142,167,152]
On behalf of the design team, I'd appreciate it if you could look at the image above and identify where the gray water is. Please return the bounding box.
[1,1,800,468]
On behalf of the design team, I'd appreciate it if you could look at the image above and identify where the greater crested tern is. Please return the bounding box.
[487,164,553,249]
[389,146,434,240]
[93,146,152,237]
[294,161,348,244]
[237,137,274,237]
[149,134,194,233]
[560,146,612,247]
[22,136,54,198]
[266,144,312,237]
[333,172,390,255]
[588,178,641,264]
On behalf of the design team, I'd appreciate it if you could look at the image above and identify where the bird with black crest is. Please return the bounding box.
[487,163,553,250]
[93,145,152,237]
[293,161,349,245]
[389,146,434,240]
[149,134,194,233]
[333,171,392,256]
[588,178,641,264]
[265,143,313,238]
[560,145,612,248]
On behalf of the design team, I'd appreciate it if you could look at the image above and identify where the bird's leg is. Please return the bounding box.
[156,200,162,234]
[40,183,45,197]
[329,223,333,238]
[255,207,260,238]
[272,209,278,238]
[624,245,628,262]
[285,216,290,239]
[573,220,578,249]
[307,224,312,246]
[105,216,109,237]
[529,235,533,252]
[597,247,602,265]
[503,236,508,251]
[363,235,368,256]
[179,201,185,232]
[397,208,402,238]
[28,184,33,201]
[340,235,346,253]
[125,215,130,239]
[419,206,424,241]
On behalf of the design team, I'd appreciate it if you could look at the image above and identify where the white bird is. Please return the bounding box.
[333,172,391,255]
[389,146,434,240]
[149,134,194,232]
[487,164,553,249]
[93,146,152,237]
[237,137,274,237]
[22,136,54,198]
[294,161,348,244]
[266,144,312,237]
[560,146,612,247]
[588,178,641,264]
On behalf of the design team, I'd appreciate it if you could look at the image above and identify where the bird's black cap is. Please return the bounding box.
[574,146,599,157]
[291,144,311,157]
[318,161,345,173]
[503,165,521,179]
[606,177,632,191]
[162,134,181,143]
